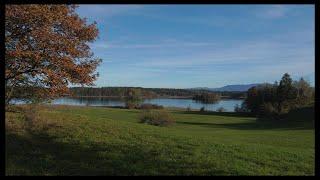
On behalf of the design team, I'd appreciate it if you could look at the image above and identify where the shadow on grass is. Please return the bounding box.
[177,120,314,130]
[176,111,255,118]
[5,130,227,175]
[91,105,126,109]
[176,107,314,130]
[6,132,150,175]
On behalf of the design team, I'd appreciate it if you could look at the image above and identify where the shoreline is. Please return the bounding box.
[67,95,245,100]
[13,104,238,113]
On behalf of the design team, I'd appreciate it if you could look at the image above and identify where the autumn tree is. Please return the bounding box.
[5,5,101,105]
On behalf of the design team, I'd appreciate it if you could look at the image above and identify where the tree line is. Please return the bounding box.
[68,87,239,99]
[238,73,314,119]
[70,87,157,98]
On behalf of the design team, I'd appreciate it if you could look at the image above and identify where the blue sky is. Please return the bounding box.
[76,5,314,88]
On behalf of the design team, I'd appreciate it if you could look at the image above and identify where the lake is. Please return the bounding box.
[29,97,243,112]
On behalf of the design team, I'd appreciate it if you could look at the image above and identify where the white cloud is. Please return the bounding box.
[256,5,290,19]
[76,5,145,22]
[91,40,217,49]
[131,40,312,68]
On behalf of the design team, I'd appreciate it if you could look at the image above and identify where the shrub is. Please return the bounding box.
[24,109,37,123]
[139,110,175,126]
[139,103,164,110]
[258,102,278,120]
[234,104,249,112]
[234,104,241,112]
[124,88,143,109]
[125,102,138,109]
[200,106,205,112]
[5,105,24,113]
[217,107,226,112]
[22,103,46,131]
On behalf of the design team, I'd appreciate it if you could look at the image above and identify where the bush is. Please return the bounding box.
[139,110,175,126]
[217,107,226,112]
[124,88,143,109]
[125,102,139,109]
[139,103,164,110]
[234,104,241,112]
[5,105,24,113]
[234,104,248,112]
[24,109,37,123]
[258,102,278,119]
[200,106,205,112]
[23,103,39,123]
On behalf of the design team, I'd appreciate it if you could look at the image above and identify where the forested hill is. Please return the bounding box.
[68,87,246,99]
[190,84,260,92]
[210,84,260,92]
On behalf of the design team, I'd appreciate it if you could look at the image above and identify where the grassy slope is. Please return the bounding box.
[5,105,314,175]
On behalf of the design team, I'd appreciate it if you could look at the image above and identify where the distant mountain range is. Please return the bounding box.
[190,84,260,92]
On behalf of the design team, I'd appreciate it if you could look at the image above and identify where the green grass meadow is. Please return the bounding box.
[5,105,315,175]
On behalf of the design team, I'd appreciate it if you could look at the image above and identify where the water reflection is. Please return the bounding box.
[51,97,243,112]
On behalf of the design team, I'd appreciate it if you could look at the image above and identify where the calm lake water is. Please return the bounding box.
[15,97,243,112]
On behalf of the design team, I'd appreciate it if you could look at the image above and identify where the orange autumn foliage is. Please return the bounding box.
[5,5,101,103]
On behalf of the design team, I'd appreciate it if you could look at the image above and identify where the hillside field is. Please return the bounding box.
[5,105,315,175]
